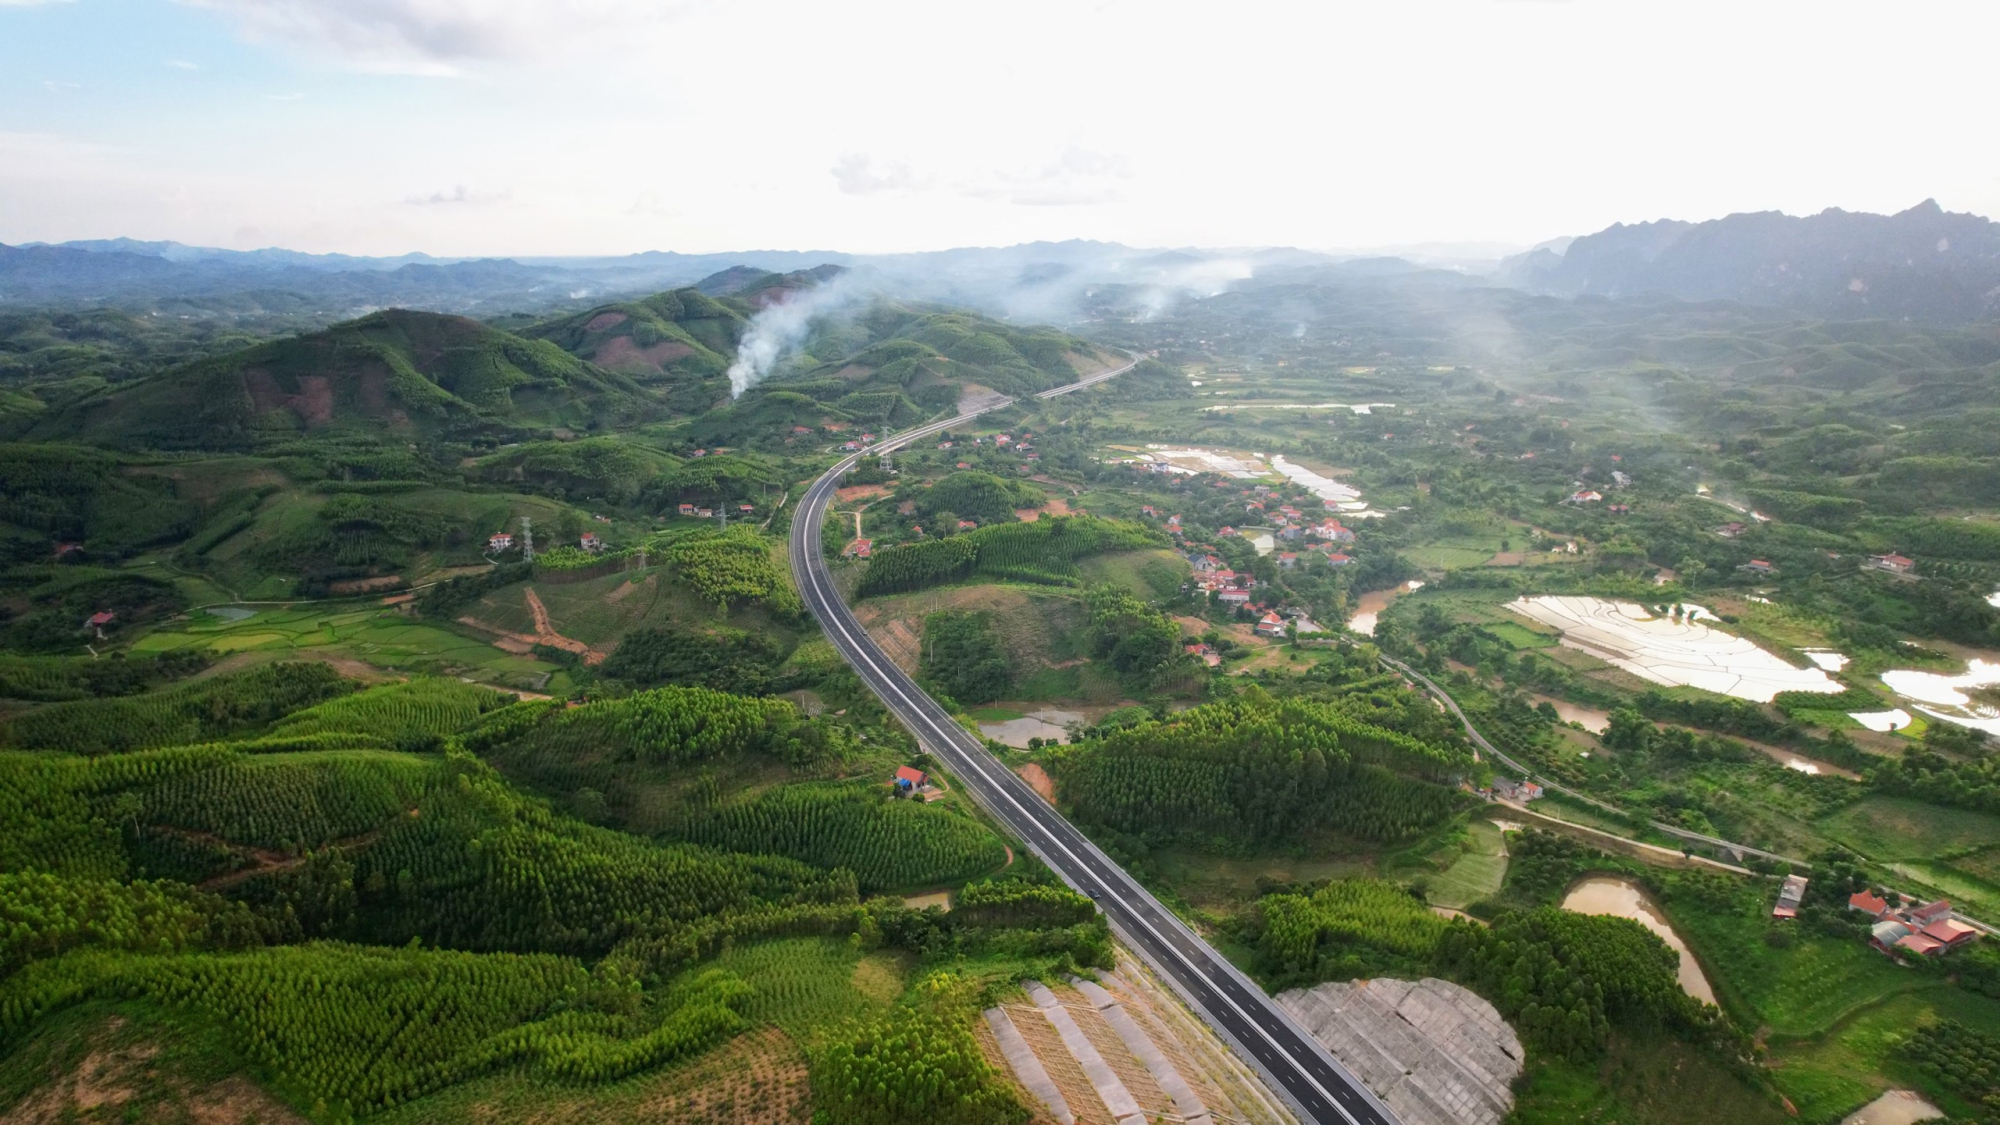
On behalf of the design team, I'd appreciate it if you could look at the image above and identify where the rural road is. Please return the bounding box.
[789,357,1401,1125]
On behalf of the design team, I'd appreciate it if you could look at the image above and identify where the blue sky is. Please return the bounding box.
[3,1,1995,256]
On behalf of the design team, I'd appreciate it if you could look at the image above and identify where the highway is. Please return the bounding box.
[788,357,1400,1125]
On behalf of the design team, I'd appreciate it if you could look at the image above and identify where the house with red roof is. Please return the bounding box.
[1255,611,1288,638]
[1849,890,1891,918]
[1184,643,1222,668]
[1325,552,1353,567]
[1277,552,1298,570]
[1217,589,1251,606]
[1869,553,1916,575]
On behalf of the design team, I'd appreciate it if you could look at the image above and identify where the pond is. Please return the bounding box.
[1879,657,2000,739]
[1530,695,1609,734]
[1560,877,1716,1004]
[977,708,1087,748]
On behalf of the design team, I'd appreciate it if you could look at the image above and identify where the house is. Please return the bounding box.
[1896,932,1947,956]
[1244,501,1265,513]
[1741,559,1774,575]
[1141,505,1157,517]
[1277,552,1298,570]
[1921,918,1980,949]
[691,449,707,457]
[1772,874,1809,919]
[1217,589,1251,606]
[740,503,755,513]
[1184,643,1222,667]
[1278,525,1302,541]
[1255,612,1288,638]
[1870,919,1913,953]
[1219,526,1236,537]
[1869,554,1916,575]
[696,508,714,519]
[844,539,873,558]
[995,435,1012,446]
[1568,490,1603,504]
[841,441,861,452]
[84,611,115,638]
[1325,552,1353,567]
[957,519,978,531]
[1491,777,1545,802]
[488,533,514,552]
[1848,890,1892,918]
[52,542,81,560]
[893,765,927,793]
[937,441,953,449]
[1910,899,1954,927]
[678,503,695,517]
[956,462,971,470]
[579,534,603,553]
[861,433,877,444]
[1316,521,1355,543]
[792,426,813,435]
[1607,504,1631,515]
[1166,514,1181,528]
[1716,522,1747,538]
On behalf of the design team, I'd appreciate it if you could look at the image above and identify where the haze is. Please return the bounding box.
[3,0,1996,256]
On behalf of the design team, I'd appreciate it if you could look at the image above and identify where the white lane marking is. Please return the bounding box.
[792,395,1381,1125]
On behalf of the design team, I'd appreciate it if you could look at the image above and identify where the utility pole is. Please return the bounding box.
[520,516,534,562]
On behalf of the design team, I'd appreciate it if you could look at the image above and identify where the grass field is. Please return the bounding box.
[1076,549,1190,599]
[1482,621,1559,650]
[1426,819,1509,909]
[1509,1030,1791,1125]
[1764,985,2000,1122]
[129,604,568,693]
[1817,795,2000,860]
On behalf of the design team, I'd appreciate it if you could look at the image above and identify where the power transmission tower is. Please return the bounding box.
[520,516,534,562]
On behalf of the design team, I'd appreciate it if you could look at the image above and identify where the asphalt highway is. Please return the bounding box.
[787,358,1400,1125]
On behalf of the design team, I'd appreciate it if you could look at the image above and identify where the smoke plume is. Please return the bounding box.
[726,277,862,398]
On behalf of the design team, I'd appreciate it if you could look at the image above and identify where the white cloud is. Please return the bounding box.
[831,154,924,196]
[178,0,683,74]
[405,183,510,206]
[166,59,199,69]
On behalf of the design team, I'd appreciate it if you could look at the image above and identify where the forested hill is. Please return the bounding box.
[13,309,653,451]
[1500,199,2000,319]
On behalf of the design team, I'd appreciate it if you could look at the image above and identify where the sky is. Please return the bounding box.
[2,0,1995,258]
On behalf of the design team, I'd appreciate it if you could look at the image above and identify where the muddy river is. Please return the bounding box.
[1347,580,1425,636]
[1561,877,1716,1004]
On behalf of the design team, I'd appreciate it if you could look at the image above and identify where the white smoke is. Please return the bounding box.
[726,277,863,398]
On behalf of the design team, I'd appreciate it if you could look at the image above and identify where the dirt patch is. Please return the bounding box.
[604,574,656,604]
[836,484,892,503]
[2,1020,305,1125]
[584,311,629,331]
[194,650,392,685]
[833,363,874,381]
[522,587,606,665]
[328,575,406,595]
[1484,551,1525,566]
[1016,762,1057,802]
[626,1026,810,1124]
[1016,496,1075,523]
[593,334,696,374]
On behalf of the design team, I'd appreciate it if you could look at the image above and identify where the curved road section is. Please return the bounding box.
[787,357,1398,1125]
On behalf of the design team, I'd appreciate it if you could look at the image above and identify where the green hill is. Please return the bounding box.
[521,289,746,412]
[19,309,653,450]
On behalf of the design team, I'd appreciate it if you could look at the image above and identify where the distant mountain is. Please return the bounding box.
[18,309,650,449]
[1498,200,2000,319]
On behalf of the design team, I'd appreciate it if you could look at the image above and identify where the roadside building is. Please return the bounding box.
[1772,874,1809,919]
[1741,559,1774,575]
[1255,612,1288,638]
[1868,553,1916,575]
[488,533,514,552]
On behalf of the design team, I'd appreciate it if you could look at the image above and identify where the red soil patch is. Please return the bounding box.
[522,587,606,665]
[242,369,334,426]
[584,311,629,331]
[836,484,891,503]
[833,363,875,381]
[1016,762,1057,802]
[593,334,696,374]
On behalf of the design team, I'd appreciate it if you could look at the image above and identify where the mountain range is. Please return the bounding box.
[7,200,1999,323]
[1497,199,2000,319]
